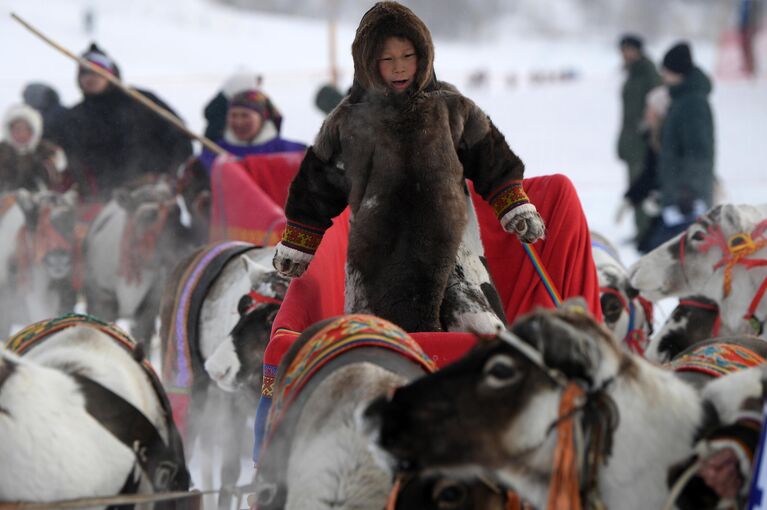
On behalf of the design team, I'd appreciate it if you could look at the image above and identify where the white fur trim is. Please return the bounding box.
[222,72,262,99]
[3,104,42,154]
[223,119,278,146]
[275,242,314,263]
[500,203,537,227]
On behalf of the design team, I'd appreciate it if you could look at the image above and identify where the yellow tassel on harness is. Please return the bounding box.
[547,382,585,510]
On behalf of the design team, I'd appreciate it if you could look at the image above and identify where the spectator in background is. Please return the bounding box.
[0,103,67,192]
[616,34,662,249]
[616,84,670,253]
[203,71,262,142]
[59,43,192,201]
[645,42,715,250]
[738,0,763,77]
[198,89,306,173]
[22,82,68,144]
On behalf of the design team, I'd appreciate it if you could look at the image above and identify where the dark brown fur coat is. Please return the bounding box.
[283,2,526,331]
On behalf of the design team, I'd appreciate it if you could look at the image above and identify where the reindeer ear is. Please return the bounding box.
[513,310,600,385]
[242,255,272,286]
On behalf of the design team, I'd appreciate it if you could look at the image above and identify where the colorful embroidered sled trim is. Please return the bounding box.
[666,343,766,378]
[282,220,326,254]
[266,314,437,434]
[489,180,530,219]
[165,241,252,392]
[6,313,155,375]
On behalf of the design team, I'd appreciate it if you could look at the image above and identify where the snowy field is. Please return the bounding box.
[2,0,766,268]
[1,0,766,492]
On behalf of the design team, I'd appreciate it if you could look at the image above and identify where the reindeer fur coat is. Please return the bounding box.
[273,2,544,332]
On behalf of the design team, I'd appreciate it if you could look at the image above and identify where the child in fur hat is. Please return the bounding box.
[272,1,545,332]
[0,104,67,192]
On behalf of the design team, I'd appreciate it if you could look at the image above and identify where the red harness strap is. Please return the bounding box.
[679,298,721,337]
[242,290,283,315]
[599,286,650,355]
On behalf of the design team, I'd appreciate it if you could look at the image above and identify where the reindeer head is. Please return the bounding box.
[115,181,195,280]
[591,233,653,355]
[204,255,289,394]
[631,204,767,300]
[644,296,720,364]
[361,305,624,505]
[15,188,78,281]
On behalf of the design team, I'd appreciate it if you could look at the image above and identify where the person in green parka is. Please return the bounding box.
[645,41,715,250]
[617,34,662,246]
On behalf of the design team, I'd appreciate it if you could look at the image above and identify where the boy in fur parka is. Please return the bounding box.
[273,1,545,332]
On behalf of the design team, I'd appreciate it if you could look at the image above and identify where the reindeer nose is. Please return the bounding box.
[625,284,639,299]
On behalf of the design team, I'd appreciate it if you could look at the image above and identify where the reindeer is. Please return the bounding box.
[252,314,436,510]
[159,244,287,510]
[630,203,767,339]
[0,188,79,337]
[1,315,189,509]
[362,305,764,510]
[590,231,653,354]
[84,181,198,347]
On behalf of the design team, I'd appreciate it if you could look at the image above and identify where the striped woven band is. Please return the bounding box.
[281,221,326,254]
[489,180,529,219]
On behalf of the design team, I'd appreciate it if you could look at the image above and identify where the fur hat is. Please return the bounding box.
[3,103,43,154]
[662,42,693,75]
[79,42,120,78]
[351,1,435,96]
[619,34,643,51]
[229,90,283,132]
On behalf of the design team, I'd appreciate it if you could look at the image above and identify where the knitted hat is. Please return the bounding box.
[229,90,283,132]
[662,42,693,75]
[79,42,120,77]
[619,34,643,51]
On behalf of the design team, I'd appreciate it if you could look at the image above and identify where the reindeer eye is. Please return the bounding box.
[482,354,521,388]
[690,230,705,242]
[432,480,467,509]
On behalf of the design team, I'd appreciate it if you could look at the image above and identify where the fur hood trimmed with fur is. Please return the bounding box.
[351,2,435,97]
[3,104,43,154]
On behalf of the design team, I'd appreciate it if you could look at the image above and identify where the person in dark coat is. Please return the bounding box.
[0,103,68,192]
[59,43,192,201]
[616,34,662,247]
[21,82,68,144]
[271,1,546,333]
[645,42,715,250]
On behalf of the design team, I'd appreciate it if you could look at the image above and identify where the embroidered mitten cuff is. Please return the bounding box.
[491,181,545,244]
[272,221,326,278]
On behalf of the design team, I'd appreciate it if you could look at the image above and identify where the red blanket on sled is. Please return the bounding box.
[265,174,602,374]
[209,152,304,245]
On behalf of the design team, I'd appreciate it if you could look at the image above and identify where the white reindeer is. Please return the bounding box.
[591,231,653,354]
[630,203,767,338]
[0,317,189,507]
[362,305,764,510]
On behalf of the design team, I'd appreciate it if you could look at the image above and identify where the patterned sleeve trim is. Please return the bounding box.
[281,220,327,255]
[488,179,530,219]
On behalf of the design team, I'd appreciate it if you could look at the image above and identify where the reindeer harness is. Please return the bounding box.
[495,328,619,510]
[6,314,190,494]
[679,219,767,334]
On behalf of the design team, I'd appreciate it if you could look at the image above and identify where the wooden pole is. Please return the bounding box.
[328,18,338,87]
[11,12,229,156]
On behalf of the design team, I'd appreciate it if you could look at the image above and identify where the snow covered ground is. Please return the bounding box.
[1,0,766,493]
